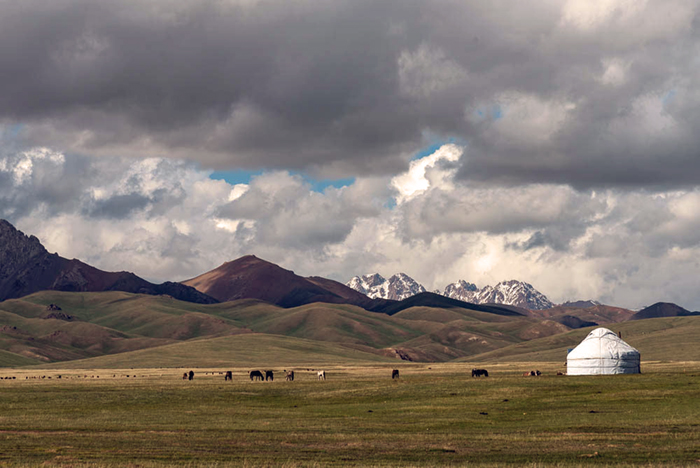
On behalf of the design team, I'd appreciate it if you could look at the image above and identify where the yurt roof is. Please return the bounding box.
[568,327,639,360]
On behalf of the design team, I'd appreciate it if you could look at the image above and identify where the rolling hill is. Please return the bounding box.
[0,289,581,366]
[42,333,397,369]
[1,280,698,368]
[466,315,700,363]
[630,302,700,320]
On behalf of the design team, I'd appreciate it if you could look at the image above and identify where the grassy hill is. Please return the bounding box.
[40,333,396,368]
[2,291,558,365]
[3,290,700,368]
[468,316,700,363]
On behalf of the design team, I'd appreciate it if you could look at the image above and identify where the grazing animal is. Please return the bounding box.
[392,369,399,379]
[265,370,274,381]
[188,370,194,381]
[224,371,233,381]
[535,370,541,376]
[285,371,294,381]
[250,370,264,381]
[317,370,326,380]
[182,372,188,380]
[471,368,489,378]
[556,371,564,376]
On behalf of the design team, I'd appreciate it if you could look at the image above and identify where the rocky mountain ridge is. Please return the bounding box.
[347,273,426,301]
[347,273,554,310]
[0,219,216,304]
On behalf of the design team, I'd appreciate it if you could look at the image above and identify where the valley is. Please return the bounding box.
[0,362,698,466]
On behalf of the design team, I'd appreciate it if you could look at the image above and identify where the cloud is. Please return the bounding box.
[0,0,697,186]
[5,143,700,309]
[2,0,700,309]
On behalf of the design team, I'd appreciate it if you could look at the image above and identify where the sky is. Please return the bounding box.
[2,0,700,309]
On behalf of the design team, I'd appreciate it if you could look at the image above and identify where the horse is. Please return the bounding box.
[265,370,274,381]
[224,371,233,381]
[391,369,399,379]
[285,371,294,381]
[188,370,194,381]
[250,370,264,381]
[317,370,326,380]
[471,368,488,377]
[182,372,188,380]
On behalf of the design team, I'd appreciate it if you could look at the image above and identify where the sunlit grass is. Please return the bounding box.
[0,363,698,466]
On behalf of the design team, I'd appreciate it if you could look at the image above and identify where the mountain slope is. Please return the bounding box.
[182,255,375,308]
[468,315,700,363]
[531,304,635,324]
[42,333,396,369]
[0,220,216,304]
[370,292,527,317]
[630,302,700,320]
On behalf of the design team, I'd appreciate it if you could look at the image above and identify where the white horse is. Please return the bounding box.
[317,370,326,380]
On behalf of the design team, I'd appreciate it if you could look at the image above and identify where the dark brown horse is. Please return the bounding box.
[471,368,488,377]
[265,370,274,381]
[224,371,233,381]
[250,370,264,381]
[392,369,399,379]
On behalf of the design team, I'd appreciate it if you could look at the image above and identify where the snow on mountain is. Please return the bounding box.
[347,273,554,310]
[443,280,479,302]
[471,280,554,310]
[346,273,426,301]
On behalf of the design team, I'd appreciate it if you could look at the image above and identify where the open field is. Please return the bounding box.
[1,362,699,466]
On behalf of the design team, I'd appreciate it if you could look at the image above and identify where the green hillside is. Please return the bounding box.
[41,333,396,368]
[3,290,700,368]
[0,348,43,367]
[468,316,700,363]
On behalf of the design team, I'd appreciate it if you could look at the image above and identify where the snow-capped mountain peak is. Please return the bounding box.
[347,273,386,296]
[347,273,553,310]
[346,272,425,301]
[473,280,554,310]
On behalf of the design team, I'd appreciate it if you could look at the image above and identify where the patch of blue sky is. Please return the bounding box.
[293,172,355,192]
[662,89,676,106]
[412,136,467,161]
[473,104,503,121]
[209,169,264,186]
[0,123,24,140]
[209,168,355,192]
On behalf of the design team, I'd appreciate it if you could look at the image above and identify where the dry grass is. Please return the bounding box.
[0,362,699,466]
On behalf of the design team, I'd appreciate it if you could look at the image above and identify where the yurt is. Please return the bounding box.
[567,328,640,375]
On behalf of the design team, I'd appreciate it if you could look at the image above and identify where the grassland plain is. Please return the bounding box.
[0,363,699,467]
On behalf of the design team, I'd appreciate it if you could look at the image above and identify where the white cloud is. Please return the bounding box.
[5,144,700,309]
[391,144,462,203]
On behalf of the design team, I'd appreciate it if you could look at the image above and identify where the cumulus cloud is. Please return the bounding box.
[0,0,697,185]
[4,143,700,309]
[2,0,700,309]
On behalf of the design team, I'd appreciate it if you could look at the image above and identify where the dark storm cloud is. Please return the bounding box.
[2,0,700,186]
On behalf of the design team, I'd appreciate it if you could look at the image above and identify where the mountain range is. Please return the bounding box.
[347,273,554,310]
[0,218,699,367]
[0,220,216,304]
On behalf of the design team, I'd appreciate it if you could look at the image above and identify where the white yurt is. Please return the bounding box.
[567,328,640,375]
